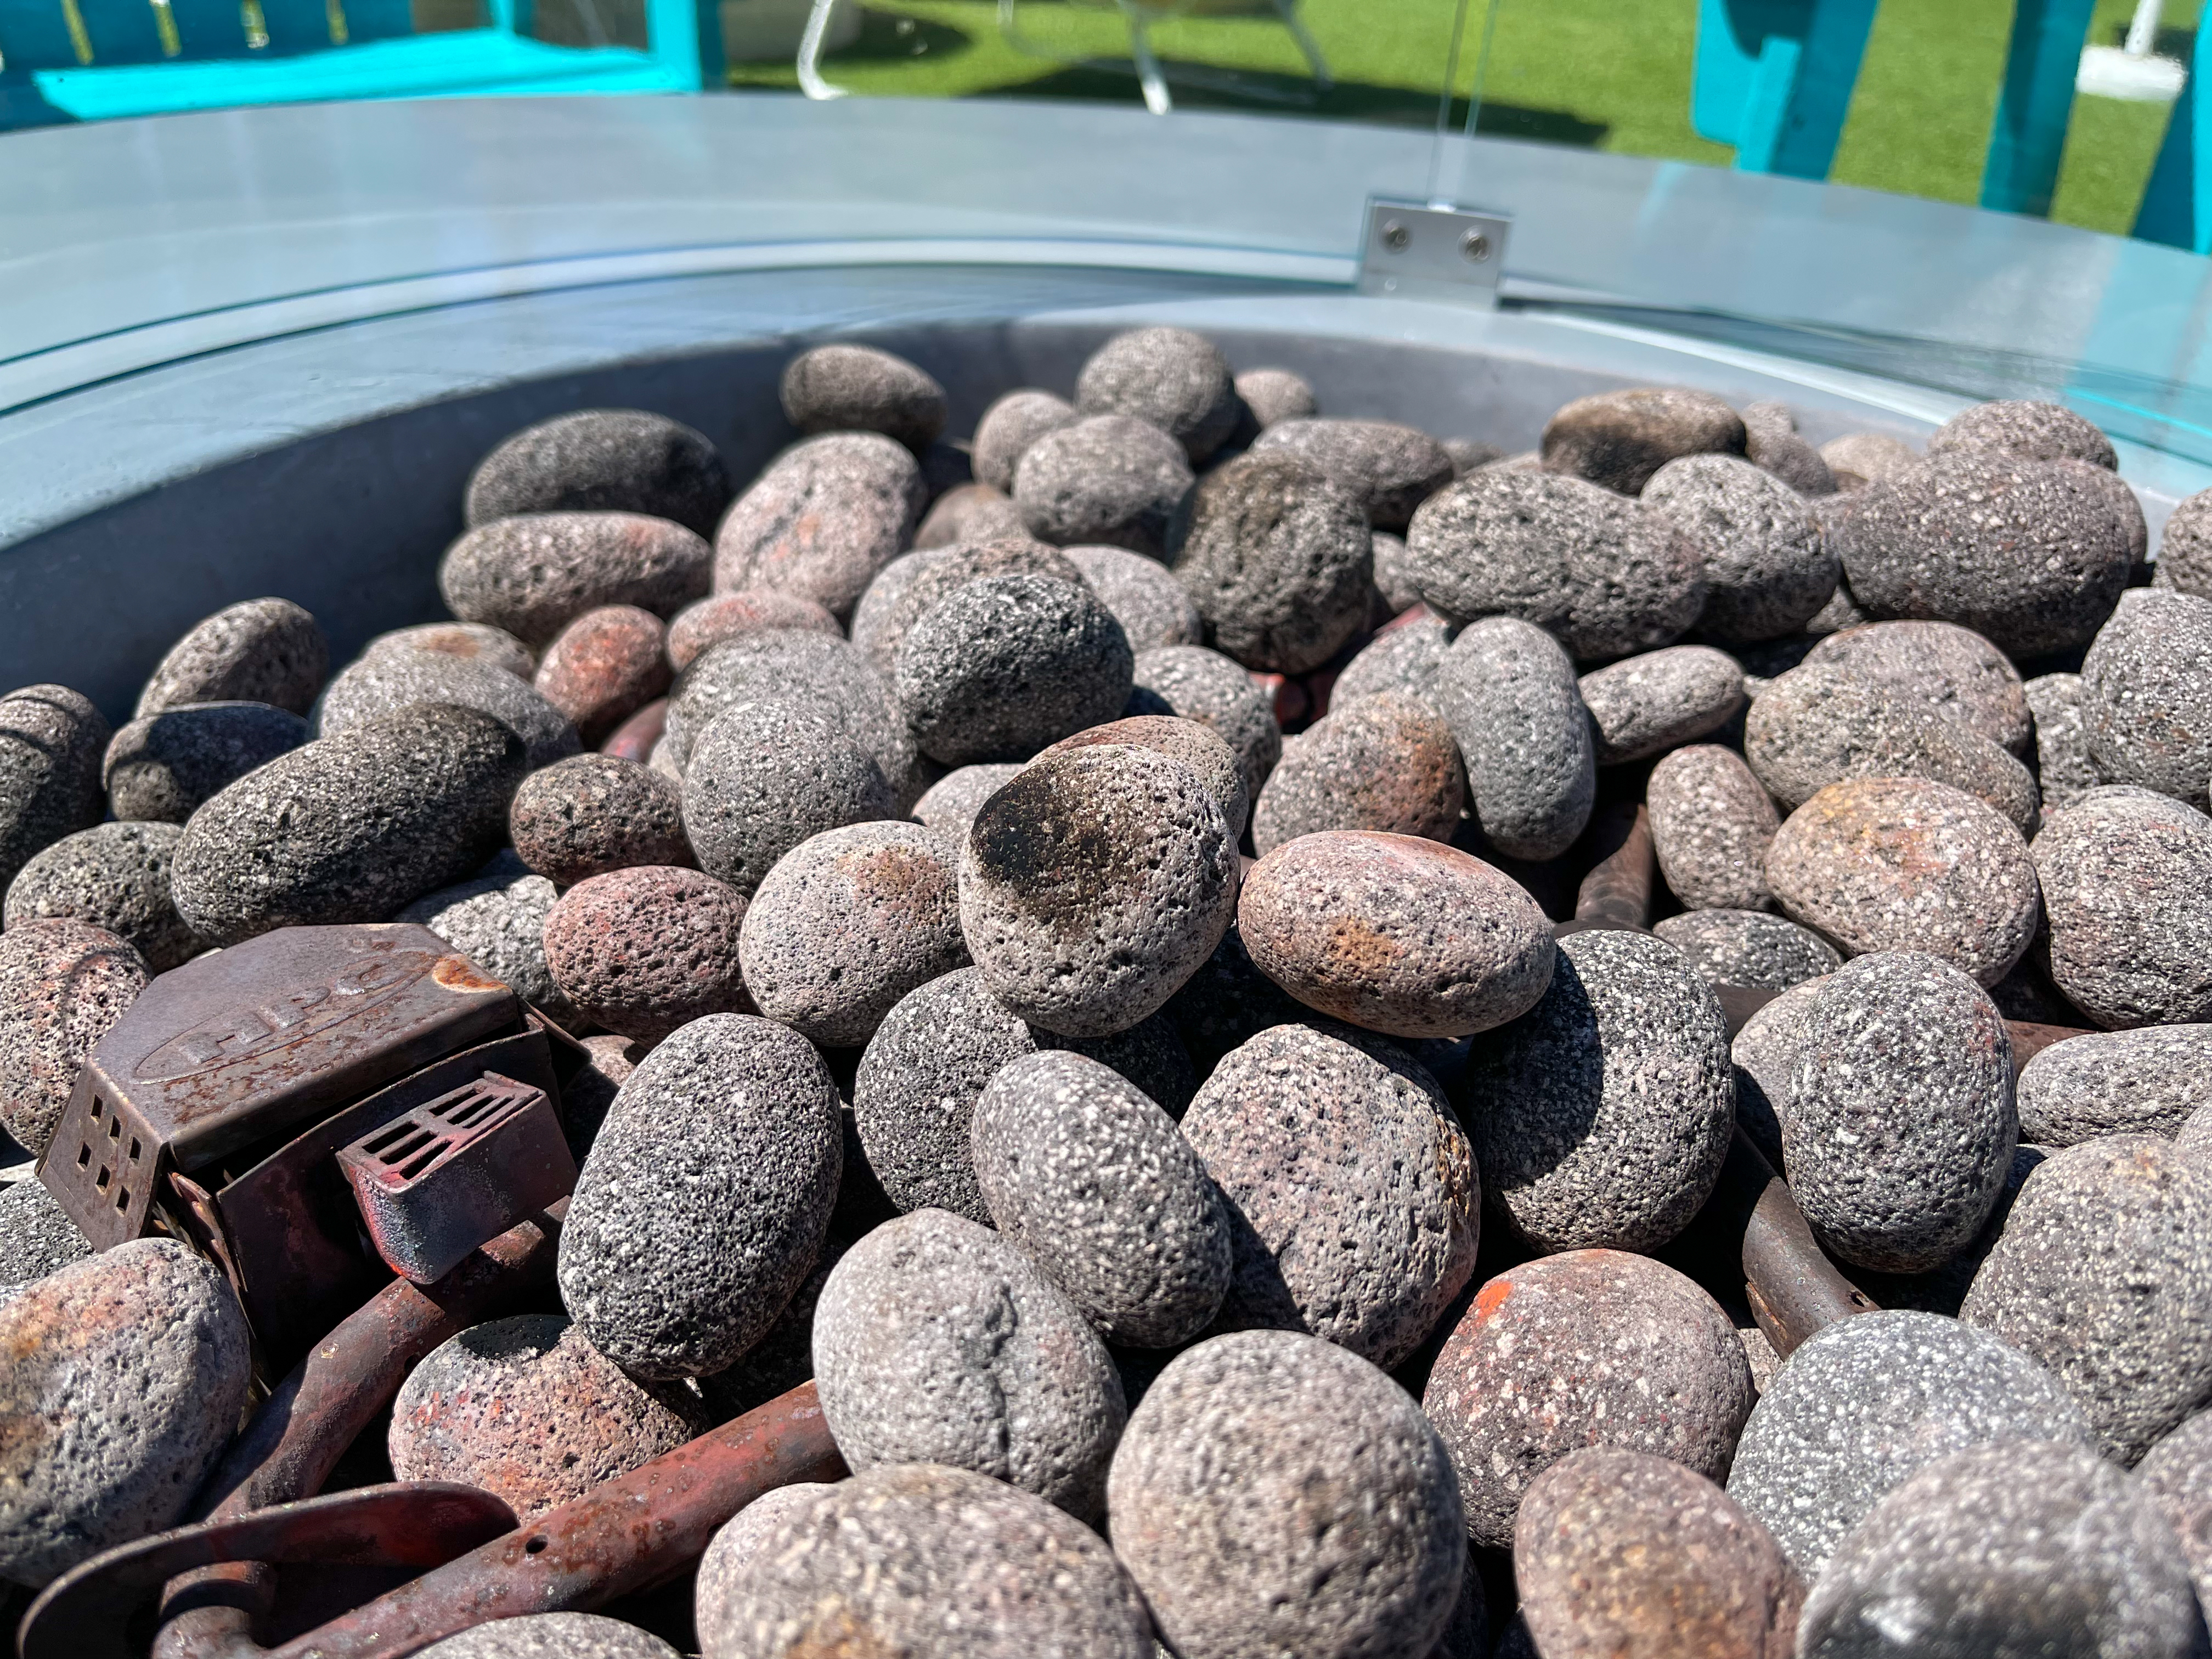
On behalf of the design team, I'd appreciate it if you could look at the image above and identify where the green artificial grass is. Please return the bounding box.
[727,0,2196,238]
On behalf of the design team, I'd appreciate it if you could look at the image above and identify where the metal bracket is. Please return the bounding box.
[1357,197,1511,307]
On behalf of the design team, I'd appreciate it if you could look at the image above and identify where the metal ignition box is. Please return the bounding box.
[38,923,578,1367]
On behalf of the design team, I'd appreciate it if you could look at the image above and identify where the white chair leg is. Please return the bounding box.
[798,0,848,100]
[1273,0,1331,89]
[1120,1,1171,113]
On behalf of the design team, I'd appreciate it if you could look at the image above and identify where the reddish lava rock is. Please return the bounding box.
[599,698,667,764]
[533,605,673,747]
[509,754,692,889]
[541,865,751,1042]
[665,590,840,670]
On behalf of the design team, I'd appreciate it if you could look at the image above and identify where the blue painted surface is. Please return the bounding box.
[1982,0,2099,216]
[1691,0,1875,180]
[2136,6,2212,251]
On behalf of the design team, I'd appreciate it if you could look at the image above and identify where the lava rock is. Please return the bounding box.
[2161,488,2212,600]
[1127,644,1283,805]
[509,754,692,887]
[1423,1250,1754,1548]
[362,620,537,681]
[1329,612,1453,712]
[1249,416,1455,531]
[1013,414,1195,555]
[5,821,199,972]
[1739,398,1838,497]
[0,921,146,1155]
[682,701,890,895]
[1647,744,1781,912]
[541,865,751,1043]
[2135,1409,2212,1613]
[2018,1026,2212,1146]
[396,850,568,1020]
[0,687,110,895]
[1251,692,1464,853]
[134,598,326,718]
[1167,455,1373,674]
[692,1485,834,1658]
[1063,543,1204,652]
[442,512,713,649]
[913,480,1026,549]
[1074,325,1240,462]
[1431,617,1597,861]
[419,1613,678,1659]
[1642,453,1836,642]
[2025,670,2100,811]
[1578,645,1746,765]
[662,631,915,804]
[0,1182,90,1289]
[1927,398,2119,470]
[2033,787,2212,1026]
[171,704,526,946]
[665,590,839,672]
[1820,431,1919,488]
[1804,619,2033,755]
[780,343,947,452]
[560,1033,637,1160]
[533,606,671,747]
[972,389,1080,491]
[1109,1330,1465,1659]
[1033,714,1249,838]
[1370,528,1421,613]
[1729,975,1827,1171]
[103,702,308,824]
[909,763,1023,840]
[465,409,730,537]
[713,432,926,620]
[2082,588,2212,808]
[854,537,1083,679]
[1541,387,1748,495]
[318,650,580,771]
[1653,909,1841,989]
[1234,366,1318,429]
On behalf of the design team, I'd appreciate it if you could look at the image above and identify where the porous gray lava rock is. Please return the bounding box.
[1578,646,1746,764]
[0,1239,251,1586]
[1515,1448,1803,1659]
[1455,929,1733,1253]
[812,1207,1126,1517]
[363,620,537,681]
[694,1483,832,1659]
[2136,1410,2212,1612]
[509,754,692,887]
[317,650,580,771]
[2161,487,2212,599]
[465,409,730,537]
[1403,471,1706,659]
[1329,612,1453,712]
[958,744,1237,1039]
[0,921,146,1155]
[913,481,1025,550]
[780,343,947,453]
[1804,620,2033,755]
[0,1182,89,1288]
[1371,529,1421,613]
[1432,617,1596,860]
[1836,453,2134,659]
[1729,975,1826,1171]
[1181,1023,1479,1368]
[1652,909,1841,990]
[682,701,890,894]
[1238,832,1553,1039]
[1109,1330,1465,1659]
[665,589,839,671]
[1064,543,1204,652]
[1764,778,2041,986]
[1234,366,1317,429]
[2082,588,2212,808]
[0,686,110,895]
[441,512,713,648]
[1250,692,1464,853]
[1034,715,1249,839]
[1642,454,1835,642]
[171,704,526,947]
[972,389,1079,491]
[1013,414,1195,555]
[2033,787,2212,1026]
[1167,455,1373,674]
[909,763,1023,840]
[1074,325,1240,462]
[662,631,915,804]
[895,573,1133,764]
[855,537,1082,679]
[1927,398,2120,470]
[103,702,307,825]
[5,821,198,971]
[558,1014,839,1379]
[1797,1440,2199,1659]
[1726,1311,2090,1579]
[134,598,326,718]
[541,865,751,1043]
[972,1050,1229,1347]
[1127,644,1283,805]
[1781,952,2017,1272]
[533,605,670,747]
[713,432,926,620]
[1541,386,1748,495]
[1743,662,2039,834]
[738,821,966,1048]
[1961,1134,2212,1463]
[1249,417,1455,531]
[390,1314,707,1520]
[695,1463,1153,1659]
[2025,670,2099,810]
[2018,1027,2212,1146]
[1820,431,1918,488]
[395,850,567,1020]
[1740,399,1837,496]
[1423,1250,1754,1549]
[420,1613,678,1659]
[1647,744,1781,911]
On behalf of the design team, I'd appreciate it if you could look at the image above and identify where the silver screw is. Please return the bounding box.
[1460,230,1491,263]
[1380,220,1410,253]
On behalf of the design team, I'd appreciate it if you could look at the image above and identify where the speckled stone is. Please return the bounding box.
[1181,1023,1479,1367]
[1740,399,1838,498]
[913,480,1026,550]
[1743,662,2039,833]
[1836,454,2134,659]
[1804,620,2033,755]
[558,1032,637,1159]
[1443,437,1506,477]
[396,850,568,1020]
[5,821,198,972]
[1110,1330,1464,1659]
[1034,715,1249,838]
[713,432,925,620]
[1330,612,1453,713]
[681,702,890,895]
[972,388,1080,491]
[697,1462,1153,1659]
[1653,910,1841,990]
[2016,1028,2211,1147]
[662,630,916,806]
[909,763,1023,839]
[1074,326,1240,462]
[1648,745,1781,911]
[2033,787,2212,1027]
[1423,1250,1754,1549]
[171,704,526,947]
[1234,367,1317,429]
[0,1182,89,1288]
[1820,432,1918,489]
[0,921,146,1155]
[1729,975,1826,1170]
[465,409,730,537]
[363,621,537,681]
[1579,646,1746,764]
[1541,387,1748,495]
[1368,529,1419,613]
[959,744,1237,1039]
[812,1207,1125,1516]
[779,343,947,452]
[2136,1409,2212,1613]
[665,590,839,672]
[103,702,306,825]
[532,606,670,747]
[1063,544,1204,653]
[1962,1134,2212,1463]
[509,754,691,888]
[541,865,751,1043]
[1927,398,2119,470]
[972,1050,1229,1347]
[0,1239,251,1586]
[1250,692,1463,853]
[1456,929,1733,1253]
[1783,952,2017,1271]
[1127,644,1283,805]
[1432,617,1598,861]
[0,687,109,897]
[134,598,326,718]
[855,537,1082,679]
[1013,414,1195,556]
[1765,778,2041,985]
[738,821,966,1048]
[1798,1440,2198,1659]
[2025,671,2099,811]
[1643,454,1836,642]
[1248,417,1455,532]
[1403,471,1707,658]
[318,650,580,772]
[693,1485,835,1658]
[1803,573,1872,633]
[558,1014,838,1378]
[2160,487,2212,602]
[442,512,713,650]
[2082,589,2212,809]
[1516,1448,1803,1659]
[1725,1311,2089,1579]
[390,1314,707,1520]
[420,1613,676,1659]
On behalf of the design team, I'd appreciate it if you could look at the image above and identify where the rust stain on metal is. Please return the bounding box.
[431,955,509,996]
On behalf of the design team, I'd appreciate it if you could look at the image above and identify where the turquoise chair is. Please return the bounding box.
[1690,0,1877,179]
[1980,0,2100,216]
[2135,3,2212,251]
[0,0,721,124]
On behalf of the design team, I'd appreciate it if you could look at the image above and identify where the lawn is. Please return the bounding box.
[725,0,2199,238]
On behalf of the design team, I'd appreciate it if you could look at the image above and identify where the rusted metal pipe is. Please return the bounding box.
[1711,1129,1880,1355]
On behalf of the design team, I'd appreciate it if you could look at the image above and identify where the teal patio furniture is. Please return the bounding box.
[2136,3,2212,250]
[1980,0,2101,216]
[1690,0,1878,179]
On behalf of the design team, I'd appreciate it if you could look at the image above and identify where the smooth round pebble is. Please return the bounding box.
[362,620,536,681]
[2082,588,2212,808]
[2032,787,2212,1027]
[1642,453,1836,641]
[1234,366,1317,428]
[134,598,326,718]
[1578,645,1746,764]
[1249,416,1455,532]
[1251,691,1463,853]
[103,702,307,825]
[909,763,1023,839]
[1653,909,1841,989]
[464,409,730,537]
[713,432,925,620]
[682,701,890,895]
[1127,644,1283,805]
[532,605,670,747]
[419,1613,677,1659]
[972,388,1079,491]
[1540,386,1748,495]
[1926,398,2119,469]
[2018,1026,2212,1146]
[541,865,751,1043]
[0,686,110,895]
[1034,715,1249,838]
[1074,325,1240,462]
[441,512,712,648]
[395,850,567,1019]
[1804,619,2032,755]
[508,754,692,887]
[1648,744,1781,912]
[1432,617,1597,861]
[5,821,198,971]
[317,647,580,771]
[780,343,947,452]
[0,921,147,1155]
[665,589,839,671]
[0,1181,90,1288]
[1013,414,1194,555]
[1063,544,1204,652]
